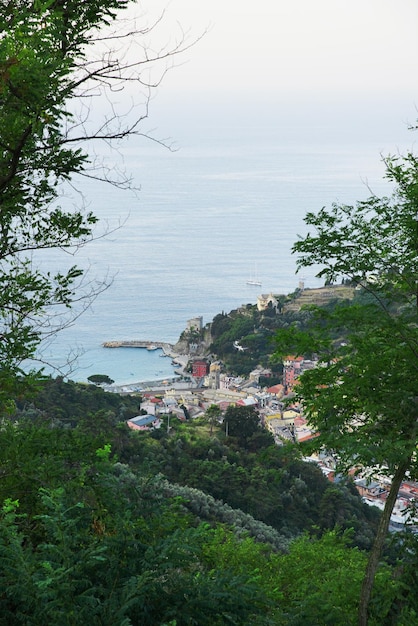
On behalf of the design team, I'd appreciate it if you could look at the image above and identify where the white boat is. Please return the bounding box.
[246,264,261,286]
[147,345,158,351]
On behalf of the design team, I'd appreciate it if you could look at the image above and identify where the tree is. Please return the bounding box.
[205,403,221,435]
[0,1,194,396]
[274,530,399,625]
[0,422,277,625]
[274,149,418,624]
[224,405,262,441]
[87,374,114,386]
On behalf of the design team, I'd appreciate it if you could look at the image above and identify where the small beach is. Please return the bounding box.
[104,348,191,393]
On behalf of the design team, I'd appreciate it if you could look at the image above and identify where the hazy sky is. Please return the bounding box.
[109,0,418,149]
[140,1,418,97]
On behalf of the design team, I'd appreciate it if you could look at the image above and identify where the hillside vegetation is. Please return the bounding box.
[1,378,414,624]
[209,284,356,375]
[283,284,355,311]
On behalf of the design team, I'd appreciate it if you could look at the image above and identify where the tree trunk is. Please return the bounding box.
[358,459,410,625]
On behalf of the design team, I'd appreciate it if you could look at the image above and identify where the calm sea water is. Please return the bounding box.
[33,121,413,385]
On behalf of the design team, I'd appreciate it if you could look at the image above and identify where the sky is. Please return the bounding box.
[146,0,418,96]
[121,0,418,145]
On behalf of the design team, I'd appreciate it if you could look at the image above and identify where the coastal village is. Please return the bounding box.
[103,285,418,533]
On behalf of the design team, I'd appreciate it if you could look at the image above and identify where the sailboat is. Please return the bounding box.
[246,264,262,286]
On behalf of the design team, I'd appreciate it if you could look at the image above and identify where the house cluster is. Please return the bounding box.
[124,351,418,532]
[308,452,418,531]
[126,355,318,446]
[354,476,418,530]
[189,354,316,396]
[282,355,317,394]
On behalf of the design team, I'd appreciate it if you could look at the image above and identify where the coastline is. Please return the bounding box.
[103,346,191,394]
[108,377,195,394]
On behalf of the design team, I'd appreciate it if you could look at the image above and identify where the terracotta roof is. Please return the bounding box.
[267,384,284,394]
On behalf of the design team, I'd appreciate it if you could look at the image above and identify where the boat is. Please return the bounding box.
[147,345,158,351]
[246,264,262,286]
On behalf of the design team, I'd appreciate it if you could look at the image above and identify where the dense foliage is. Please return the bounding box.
[0,1,121,389]
[11,376,139,428]
[6,379,382,552]
[274,150,418,623]
[131,419,380,550]
[0,421,275,625]
[0,0,190,400]
[1,385,414,624]
[210,305,299,375]
[209,291,354,376]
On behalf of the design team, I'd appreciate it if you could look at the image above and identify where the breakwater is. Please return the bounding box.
[103,340,174,351]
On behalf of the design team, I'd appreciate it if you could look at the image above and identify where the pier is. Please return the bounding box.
[103,340,174,352]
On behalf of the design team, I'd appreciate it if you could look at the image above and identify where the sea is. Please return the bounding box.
[32,104,417,386]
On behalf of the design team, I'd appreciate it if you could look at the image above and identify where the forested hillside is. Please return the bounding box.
[209,286,356,375]
[1,378,416,625]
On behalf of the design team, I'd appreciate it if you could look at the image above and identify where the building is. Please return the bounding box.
[267,383,285,398]
[187,316,203,332]
[283,355,304,390]
[257,293,278,312]
[355,479,383,498]
[192,360,208,378]
[127,415,160,431]
[236,396,258,408]
[249,367,272,384]
[206,362,221,389]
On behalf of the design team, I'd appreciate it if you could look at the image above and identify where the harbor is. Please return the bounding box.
[102,339,191,392]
